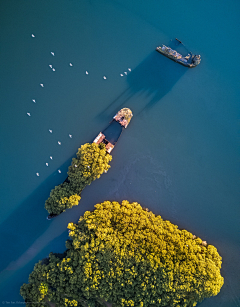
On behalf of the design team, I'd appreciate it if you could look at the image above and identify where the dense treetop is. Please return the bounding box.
[45,143,112,215]
[21,201,224,307]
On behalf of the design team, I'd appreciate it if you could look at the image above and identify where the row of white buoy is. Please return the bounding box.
[31,33,132,177]
[48,129,72,139]
[32,35,132,79]
[49,64,56,72]
[31,34,65,176]
[35,132,73,175]
[27,96,36,116]
[120,68,131,77]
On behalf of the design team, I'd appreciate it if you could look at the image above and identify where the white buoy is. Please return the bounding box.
[69,134,72,138]
[103,76,107,80]
[85,71,89,75]
[49,129,52,133]
[32,99,36,103]
[27,112,31,116]
[52,68,55,71]
[69,63,73,66]
[46,163,49,166]
[58,141,61,145]
[36,172,40,176]
[49,64,53,68]
[50,156,53,160]
[124,72,127,75]
[120,74,123,76]
[40,83,44,87]
[31,34,35,38]
[58,169,61,173]
[51,52,55,56]
[128,68,131,71]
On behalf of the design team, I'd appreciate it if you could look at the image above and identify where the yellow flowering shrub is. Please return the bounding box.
[45,143,112,215]
[21,201,224,307]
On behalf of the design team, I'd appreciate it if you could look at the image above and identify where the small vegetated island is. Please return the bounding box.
[21,201,224,307]
[45,108,133,219]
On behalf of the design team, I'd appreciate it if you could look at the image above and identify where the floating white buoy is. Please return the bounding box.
[120,74,123,76]
[32,99,36,103]
[46,163,49,166]
[40,83,44,87]
[49,64,53,68]
[36,172,40,176]
[49,129,52,133]
[69,134,72,138]
[103,76,107,80]
[85,71,89,75]
[52,68,55,71]
[51,52,55,56]
[50,156,53,160]
[58,169,61,173]
[31,34,35,38]
[58,141,61,145]
[128,68,131,71]
[124,72,127,75]
[27,112,31,116]
[69,63,73,66]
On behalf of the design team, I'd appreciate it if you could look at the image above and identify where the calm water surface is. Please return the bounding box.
[0,0,239,306]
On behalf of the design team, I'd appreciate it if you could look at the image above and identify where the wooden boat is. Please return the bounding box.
[156,38,201,68]
[93,108,133,153]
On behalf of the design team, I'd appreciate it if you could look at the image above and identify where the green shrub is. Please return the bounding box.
[22,201,224,307]
[45,143,112,215]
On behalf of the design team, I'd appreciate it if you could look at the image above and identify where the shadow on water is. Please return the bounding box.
[0,157,73,273]
[102,120,123,144]
[97,51,187,118]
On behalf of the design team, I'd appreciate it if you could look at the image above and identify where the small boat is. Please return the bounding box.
[156,38,201,68]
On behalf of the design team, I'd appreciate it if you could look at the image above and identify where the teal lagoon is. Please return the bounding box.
[0,0,239,306]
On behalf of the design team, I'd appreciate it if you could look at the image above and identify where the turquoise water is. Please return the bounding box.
[0,0,240,306]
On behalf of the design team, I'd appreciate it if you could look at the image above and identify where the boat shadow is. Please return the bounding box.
[97,51,187,118]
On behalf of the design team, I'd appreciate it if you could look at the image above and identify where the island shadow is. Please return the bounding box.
[0,157,74,273]
[97,50,187,119]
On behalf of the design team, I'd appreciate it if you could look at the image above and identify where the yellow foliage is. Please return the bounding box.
[65,298,78,306]
[38,282,48,298]
[22,200,224,307]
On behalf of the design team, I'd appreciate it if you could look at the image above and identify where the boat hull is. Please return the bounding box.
[156,48,197,68]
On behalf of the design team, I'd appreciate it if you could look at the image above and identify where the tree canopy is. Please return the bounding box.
[45,143,112,215]
[21,201,224,307]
